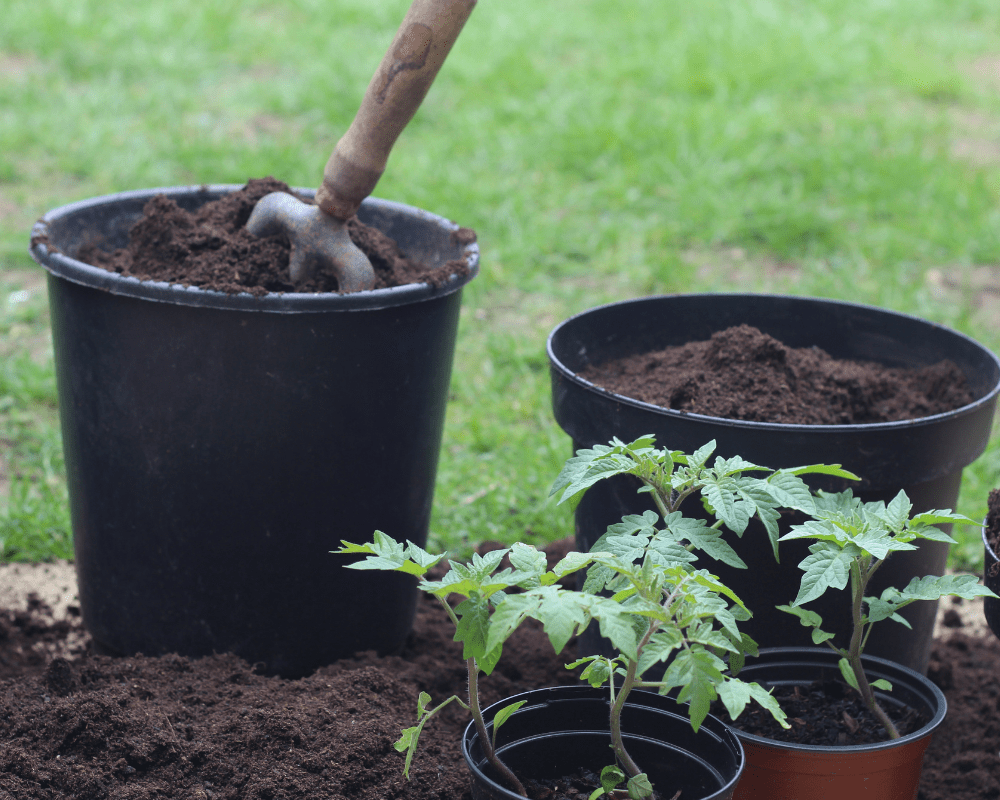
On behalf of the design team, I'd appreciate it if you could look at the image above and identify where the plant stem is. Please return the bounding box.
[608,657,644,779]
[467,657,527,796]
[848,560,900,739]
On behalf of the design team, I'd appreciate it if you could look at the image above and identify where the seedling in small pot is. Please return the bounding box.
[550,436,860,794]
[776,489,999,739]
[334,534,600,797]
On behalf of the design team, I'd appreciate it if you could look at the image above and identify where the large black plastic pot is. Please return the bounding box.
[729,647,946,800]
[29,184,478,677]
[548,294,1000,674]
[462,686,744,800]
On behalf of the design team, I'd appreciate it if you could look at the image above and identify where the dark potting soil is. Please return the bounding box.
[579,324,973,425]
[0,557,997,800]
[75,177,475,296]
[717,678,927,747]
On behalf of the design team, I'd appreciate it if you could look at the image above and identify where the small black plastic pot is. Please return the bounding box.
[984,522,1000,640]
[547,294,1000,674]
[462,686,744,800]
[29,184,478,677]
[728,647,946,800]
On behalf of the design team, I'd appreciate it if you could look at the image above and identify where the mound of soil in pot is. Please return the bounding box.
[580,324,973,425]
[76,177,475,296]
[0,551,996,800]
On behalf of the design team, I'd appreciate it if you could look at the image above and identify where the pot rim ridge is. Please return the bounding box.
[546,292,1000,432]
[29,184,480,314]
[727,646,947,754]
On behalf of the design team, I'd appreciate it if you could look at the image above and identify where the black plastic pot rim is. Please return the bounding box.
[546,292,1000,433]
[729,646,947,755]
[462,686,745,800]
[29,184,480,314]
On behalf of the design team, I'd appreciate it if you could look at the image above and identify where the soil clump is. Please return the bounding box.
[0,549,995,800]
[580,324,973,425]
[76,177,474,296]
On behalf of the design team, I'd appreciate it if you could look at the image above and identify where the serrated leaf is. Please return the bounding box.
[793,544,853,606]
[534,587,589,654]
[575,656,613,688]
[477,644,503,676]
[881,491,912,531]
[852,527,916,560]
[509,542,547,576]
[666,514,747,568]
[589,598,639,661]
[687,441,717,471]
[454,597,491,661]
[663,649,725,731]
[717,677,752,721]
[897,573,999,602]
[746,682,790,728]
[765,471,816,511]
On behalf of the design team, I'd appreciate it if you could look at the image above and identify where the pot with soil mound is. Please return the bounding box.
[28,181,478,677]
[725,648,946,800]
[463,687,745,800]
[547,294,1000,673]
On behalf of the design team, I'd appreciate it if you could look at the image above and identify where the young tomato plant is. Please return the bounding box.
[549,435,857,796]
[334,533,600,797]
[776,489,999,739]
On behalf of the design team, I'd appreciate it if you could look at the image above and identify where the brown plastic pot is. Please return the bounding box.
[983,521,1000,640]
[728,648,946,800]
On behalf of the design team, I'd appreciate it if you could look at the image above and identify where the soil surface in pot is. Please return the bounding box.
[716,677,928,747]
[75,177,475,296]
[579,324,973,424]
[0,549,996,800]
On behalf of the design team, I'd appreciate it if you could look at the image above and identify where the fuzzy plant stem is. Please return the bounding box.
[467,657,527,797]
[848,561,900,739]
[609,657,644,778]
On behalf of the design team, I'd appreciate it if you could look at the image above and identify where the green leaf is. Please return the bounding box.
[792,543,853,606]
[881,491,912,531]
[904,573,998,601]
[663,649,725,731]
[490,700,527,751]
[786,464,861,481]
[838,658,860,692]
[627,773,654,800]
[572,656,613,688]
[596,765,625,798]
[687,441,717,471]
[746,682,790,729]
[454,597,491,661]
[765,471,816,512]
[871,679,893,692]
[666,514,747,569]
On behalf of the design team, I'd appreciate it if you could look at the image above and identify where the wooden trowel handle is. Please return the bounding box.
[315,0,477,220]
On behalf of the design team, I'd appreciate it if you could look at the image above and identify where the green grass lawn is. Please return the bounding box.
[2,0,1000,568]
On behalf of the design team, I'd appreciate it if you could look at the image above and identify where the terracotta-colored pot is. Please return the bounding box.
[729,648,946,800]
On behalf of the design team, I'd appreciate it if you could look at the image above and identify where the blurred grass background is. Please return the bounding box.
[1,0,999,567]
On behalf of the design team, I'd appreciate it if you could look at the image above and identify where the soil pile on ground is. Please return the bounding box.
[0,548,996,800]
[76,177,474,296]
[580,324,973,424]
